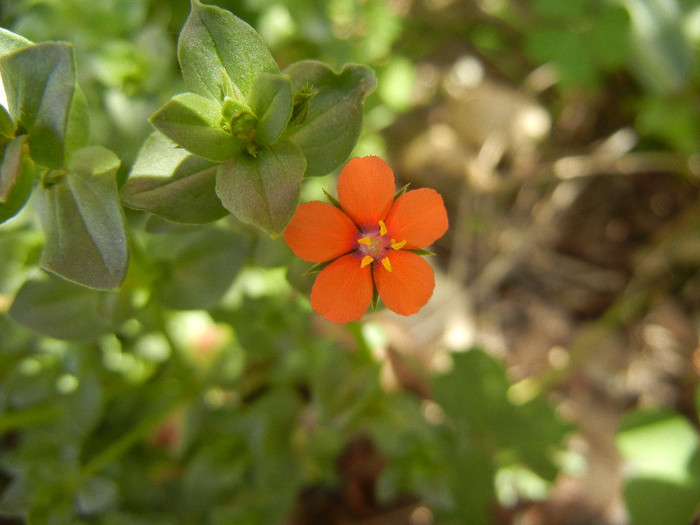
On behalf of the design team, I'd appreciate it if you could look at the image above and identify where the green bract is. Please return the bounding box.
[122,0,376,236]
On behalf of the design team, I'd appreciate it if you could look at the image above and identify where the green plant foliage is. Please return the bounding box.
[215,141,306,237]
[0,136,34,224]
[8,275,118,340]
[249,73,293,146]
[151,227,249,310]
[1,0,700,523]
[429,350,572,522]
[0,42,75,168]
[149,92,244,162]
[178,0,280,102]
[126,0,375,236]
[284,60,377,176]
[36,146,128,289]
[617,408,700,525]
[120,133,228,224]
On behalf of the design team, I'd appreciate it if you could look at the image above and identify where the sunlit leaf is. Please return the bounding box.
[0,27,31,57]
[150,92,243,162]
[249,73,293,145]
[178,0,279,101]
[617,408,700,525]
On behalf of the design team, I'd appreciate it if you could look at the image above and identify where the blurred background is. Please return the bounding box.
[1,0,700,523]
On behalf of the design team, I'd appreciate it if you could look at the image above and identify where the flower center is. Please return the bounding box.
[356,220,406,272]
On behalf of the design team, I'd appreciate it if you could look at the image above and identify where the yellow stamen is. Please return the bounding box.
[391,239,406,250]
[382,257,392,272]
[357,237,371,246]
[360,255,374,268]
[379,220,388,236]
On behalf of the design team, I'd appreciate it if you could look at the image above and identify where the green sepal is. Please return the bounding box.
[394,182,410,200]
[303,260,331,275]
[409,248,436,256]
[0,42,76,168]
[36,146,129,289]
[178,0,279,101]
[284,60,376,176]
[215,140,306,237]
[149,92,244,162]
[322,188,342,210]
[371,287,380,312]
[249,73,293,145]
[0,135,35,223]
[121,132,228,224]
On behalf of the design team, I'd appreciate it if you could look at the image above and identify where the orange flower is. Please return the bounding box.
[284,156,448,323]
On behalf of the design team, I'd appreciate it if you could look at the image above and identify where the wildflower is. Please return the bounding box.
[284,156,448,323]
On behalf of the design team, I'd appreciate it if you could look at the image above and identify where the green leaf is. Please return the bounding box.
[249,73,293,145]
[178,0,279,101]
[617,408,700,525]
[623,0,693,94]
[0,104,14,138]
[215,140,305,236]
[150,92,243,162]
[0,42,75,168]
[284,61,376,176]
[122,132,228,224]
[154,227,249,310]
[0,27,31,57]
[36,146,128,289]
[64,86,91,154]
[0,135,34,224]
[525,30,596,88]
[8,275,117,340]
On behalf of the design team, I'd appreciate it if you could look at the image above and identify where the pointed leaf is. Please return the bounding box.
[64,86,90,153]
[249,73,293,145]
[0,28,31,57]
[9,275,116,341]
[0,42,75,168]
[0,104,14,138]
[150,92,243,162]
[0,135,34,223]
[215,141,305,236]
[178,0,279,101]
[36,146,128,289]
[122,132,228,224]
[284,61,376,176]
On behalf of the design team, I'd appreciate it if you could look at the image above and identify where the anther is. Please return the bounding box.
[382,257,392,272]
[390,239,406,250]
[379,220,388,236]
[357,237,371,246]
[360,255,374,268]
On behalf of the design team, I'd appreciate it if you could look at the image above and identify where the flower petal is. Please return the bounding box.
[384,188,448,249]
[284,201,358,262]
[311,253,374,323]
[337,156,395,228]
[373,250,434,316]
